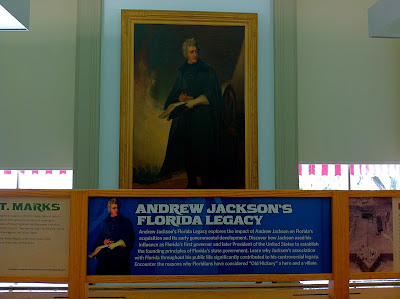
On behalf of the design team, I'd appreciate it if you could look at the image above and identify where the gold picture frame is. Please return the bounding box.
[119,10,258,189]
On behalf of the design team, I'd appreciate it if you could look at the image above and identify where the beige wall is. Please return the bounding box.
[0,0,77,169]
[298,0,400,163]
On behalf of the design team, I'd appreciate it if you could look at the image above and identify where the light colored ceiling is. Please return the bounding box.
[369,0,400,38]
[0,0,29,31]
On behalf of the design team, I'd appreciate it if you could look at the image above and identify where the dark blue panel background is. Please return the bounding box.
[87,197,331,275]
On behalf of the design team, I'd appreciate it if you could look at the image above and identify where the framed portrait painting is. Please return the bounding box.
[119,10,258,189]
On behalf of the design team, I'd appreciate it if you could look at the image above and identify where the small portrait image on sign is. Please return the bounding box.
[87,197,332,276]
[88,198,135,275]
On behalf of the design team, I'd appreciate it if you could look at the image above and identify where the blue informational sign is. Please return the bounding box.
[87,197,331,275]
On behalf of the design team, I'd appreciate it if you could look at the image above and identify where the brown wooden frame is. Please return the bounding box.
[119,10,259,189]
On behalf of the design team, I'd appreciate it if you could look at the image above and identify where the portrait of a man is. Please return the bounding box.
[131,24,246,189]
[157,38,223,188]
[89,198,135,275]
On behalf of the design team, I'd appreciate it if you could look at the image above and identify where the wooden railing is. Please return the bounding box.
[0,189,399,298]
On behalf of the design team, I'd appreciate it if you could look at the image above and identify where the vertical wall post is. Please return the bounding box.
[73,0,102,189]
[68,190,89,298]
[274,0,299,189]
[329,191,350,298]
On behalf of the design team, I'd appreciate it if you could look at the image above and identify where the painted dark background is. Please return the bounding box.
[132,24,246,188]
